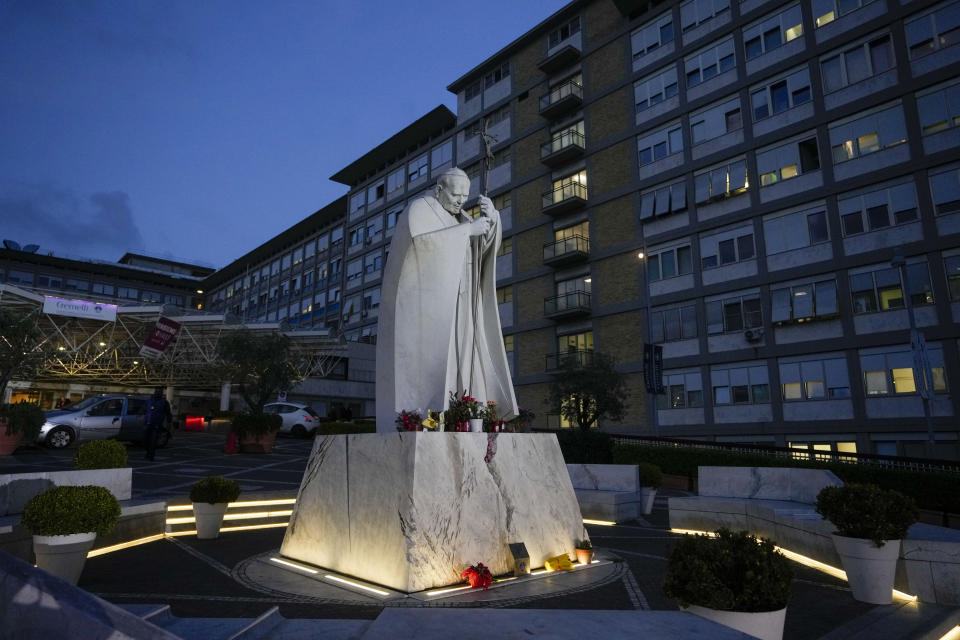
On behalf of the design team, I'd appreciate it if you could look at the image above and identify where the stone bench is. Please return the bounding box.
[567,464,646,523]
[668,466,960,605]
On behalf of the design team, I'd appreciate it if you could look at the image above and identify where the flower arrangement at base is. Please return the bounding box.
[483,401,507,432]
[461,562,493,589]
[395,409,423,432]
[446,391,482,431]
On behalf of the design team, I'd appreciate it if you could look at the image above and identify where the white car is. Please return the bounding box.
[262,402,322,437]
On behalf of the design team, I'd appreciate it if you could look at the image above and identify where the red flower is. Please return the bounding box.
[461,562,493,589]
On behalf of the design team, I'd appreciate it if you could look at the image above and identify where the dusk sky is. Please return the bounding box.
[0,1,570,268]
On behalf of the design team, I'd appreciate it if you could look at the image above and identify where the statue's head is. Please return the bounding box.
[435,167,470,215]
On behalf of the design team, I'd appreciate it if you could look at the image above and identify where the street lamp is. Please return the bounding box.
[890,247,935,447]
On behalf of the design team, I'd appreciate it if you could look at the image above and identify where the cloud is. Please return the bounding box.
[0,181,145,261]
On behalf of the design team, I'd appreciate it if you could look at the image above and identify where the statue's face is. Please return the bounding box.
[436,177,470,215]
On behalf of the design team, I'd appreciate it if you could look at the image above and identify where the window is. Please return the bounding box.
[487,105,510,127]
[905,2,960,59]
[780,356,850,400]
[496,286,513,304]
[635,67,679,112]
[640,179,687,219]
[838,181,918,236]
[558,331,593,357]
[292,247,304,266]
[743,6,803,60]
[945,254,960,300]
[408,154,428,182]
[387,168,404,195]
[680,0,730,32]
[363,287,381,311]
[366,216,383,240]
[346,258,362,282]
[385,207,402,229]
[117,286,138,299]
[548,170,587,204]
[349,225,364,247]
[694,158,748,203]
[366,180,385,203]
[711,364,769,405]
[330,227,344,248]
[930,165,960,214]
[631,11,674,61]
[304,241,315,259]
[465,81,482,101]
[700,227,754,269]
[751,68,811,121]
[431,140,453,170]
[648,245,693,281]
[829,104,907,163]
[690,96,741,144]
[349,192,365,213]
[685,38,735,87]
[771,279,838,323]
[493,192,511,210]
[657,371,704,409]
[638,122,684,166]
[860,345,948,395]
[363,252,382,274]
[549,16,580,48]
[757,137,820,185]
[92,282,115,296]
[546,121,585,155]
[37,275,62,289]
[483,62,510,89]
[849,263,933,313]
[491,148,510,168]
[821,34,894,93]
[316,233,329,253]
[504,335,514,352]
[651,305,698,343]
[812,0,879,27]
[706,293,761,333]
[498,236,513,257]
[917,81,960,135]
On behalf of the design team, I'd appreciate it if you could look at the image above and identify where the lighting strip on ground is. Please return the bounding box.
[938,625,960,640]
[426,584,473,596]
[165,498,296,513]
[166,522,289,537]
[86,534,165,558]
[323,575,390,597]
[269,557,318,574]
[669,528,917,602]
[582,519,617,526]
[166,510,293,525]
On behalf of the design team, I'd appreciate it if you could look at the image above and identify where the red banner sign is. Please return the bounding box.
[139,316,182,358]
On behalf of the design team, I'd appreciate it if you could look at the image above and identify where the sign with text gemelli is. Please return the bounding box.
[139,316,182,358]
[43,296,118,322]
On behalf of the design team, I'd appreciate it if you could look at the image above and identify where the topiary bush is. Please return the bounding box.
[22,485,121,536]
[663,528,794,612]
[231,413,282,438]
[637,462,663,489]
[0,401,45,441]
[555,429,613,464]
[316,420,376,435]
[190,476,241,504]
[73,440,128,469]
[816,483,919,547]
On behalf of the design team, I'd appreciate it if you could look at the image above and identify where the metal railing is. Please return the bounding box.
[540,130,585,158]
[544,290,591,316]
[545,349,595,371]
[539,79,583,111]
[542,181,588,208]
[543,235,589,262]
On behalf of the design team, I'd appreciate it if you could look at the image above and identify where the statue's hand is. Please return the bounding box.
[477,195,498,219]
[469,216,493,237]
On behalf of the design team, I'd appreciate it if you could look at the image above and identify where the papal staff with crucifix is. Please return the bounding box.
[375,117,518,432]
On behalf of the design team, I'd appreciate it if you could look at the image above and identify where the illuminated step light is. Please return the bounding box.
[166,522,289,537]
[87,534,165,558]
[582,519,616,526]
[939,626,960,640]
[270,557,318,574]
[670,528,917,602]
[166,498,296,513]
[426,584,473,596]
[166,510,293,525]
[324,575,390,597]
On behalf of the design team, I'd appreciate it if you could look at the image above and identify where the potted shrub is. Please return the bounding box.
[190,476,241,539]
[73,439,127,469]
[815,483,918,604]
[231,413,282,453]
[574,538,594,565]
[637,462,663,515]
[663,529,794,640]
[0,401,45,455]
[21,485,121,585]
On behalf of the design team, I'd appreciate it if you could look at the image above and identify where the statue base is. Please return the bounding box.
[280,433,585,593]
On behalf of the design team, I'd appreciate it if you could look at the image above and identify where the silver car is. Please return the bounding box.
[263,402,322,437]
[37,394,170,449]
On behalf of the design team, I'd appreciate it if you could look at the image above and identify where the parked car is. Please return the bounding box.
[38,394,171,449]
[262,402,322,437]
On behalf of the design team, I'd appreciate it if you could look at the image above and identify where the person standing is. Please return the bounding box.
[144,388,171,461]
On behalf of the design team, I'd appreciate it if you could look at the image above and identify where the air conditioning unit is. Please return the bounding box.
[744,328,765,343]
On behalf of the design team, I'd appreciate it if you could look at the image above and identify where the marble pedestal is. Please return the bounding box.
[280,433,585,593]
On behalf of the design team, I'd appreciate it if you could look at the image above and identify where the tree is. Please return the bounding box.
[217,329,297,414]
[548,352,628,432]
[0,308,49,398]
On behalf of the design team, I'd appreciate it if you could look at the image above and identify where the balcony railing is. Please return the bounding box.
[539,80,583,118]
[540,130,585,167]
[544,290,591,319]
[542,181,588,216]
[537,44,581,74]
[545,349,595,372]
[543,235,589,266]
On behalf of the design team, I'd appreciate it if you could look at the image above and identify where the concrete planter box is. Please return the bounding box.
[33,532,97,585]
[832,534,900,604]
[685,604,786,640]
[1,468,132,516]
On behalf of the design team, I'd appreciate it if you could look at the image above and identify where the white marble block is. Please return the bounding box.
[280,433,585,593]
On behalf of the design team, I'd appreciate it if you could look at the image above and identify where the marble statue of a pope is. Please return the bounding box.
[375,167,518,431]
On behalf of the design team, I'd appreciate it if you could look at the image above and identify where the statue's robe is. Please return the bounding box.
[375,194,517,432]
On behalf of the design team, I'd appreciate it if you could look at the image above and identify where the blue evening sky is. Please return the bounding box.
[0,1,570,268]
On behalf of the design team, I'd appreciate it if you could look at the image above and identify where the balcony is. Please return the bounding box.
[545,349,595,373]
[544,290,591,320]
[537,44,581,75]
[543,235,589,267]
[542,181,588,216]
[540,130,585,167]
[539,80,583,119]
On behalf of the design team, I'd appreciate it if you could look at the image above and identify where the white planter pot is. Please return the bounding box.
[468,419,484,433]
[686,604,787,640]
[33,532,97,585]
[193,502,229,539]
[831,534,901,604]
[639,487,657,515]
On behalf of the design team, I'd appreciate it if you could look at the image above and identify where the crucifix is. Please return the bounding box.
[475,117,498,197]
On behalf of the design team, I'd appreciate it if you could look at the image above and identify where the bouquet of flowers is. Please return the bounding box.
[461,562,493,589]
[461,393,482,419]
[446,390,482,430]
[484,400,506,432]
[395,409,422,432]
